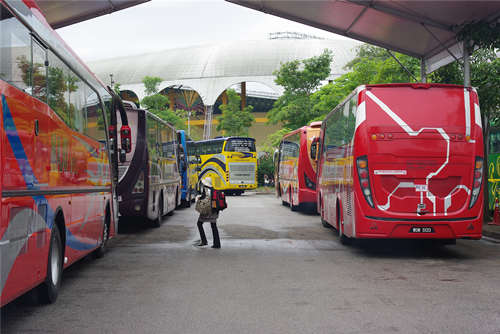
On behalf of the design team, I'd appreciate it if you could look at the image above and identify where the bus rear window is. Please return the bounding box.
[225,138,255,152]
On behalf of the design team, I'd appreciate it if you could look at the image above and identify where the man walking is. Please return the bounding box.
[194,178,221,249]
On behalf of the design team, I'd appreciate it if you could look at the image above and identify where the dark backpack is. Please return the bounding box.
[211,190,227,211]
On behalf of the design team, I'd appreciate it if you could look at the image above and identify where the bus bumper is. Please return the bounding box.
[119,197,146,218]
[354,215,483,240]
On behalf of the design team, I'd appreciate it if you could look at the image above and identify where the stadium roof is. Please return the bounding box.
[88,38,362,105]
[227,0,500,73]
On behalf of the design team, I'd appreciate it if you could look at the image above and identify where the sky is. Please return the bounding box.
[57,0,351,62]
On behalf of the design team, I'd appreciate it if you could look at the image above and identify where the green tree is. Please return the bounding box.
[216,89,255,136]
[142,76,163,96]
[268,49,333,129]
[140,76,187,130]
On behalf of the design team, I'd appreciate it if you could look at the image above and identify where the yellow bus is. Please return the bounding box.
[187,137,257,195]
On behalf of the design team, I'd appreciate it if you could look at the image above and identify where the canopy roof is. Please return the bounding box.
[36,0,150,29]
[227,0,500,73]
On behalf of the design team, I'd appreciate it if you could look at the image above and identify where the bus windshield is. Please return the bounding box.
[225,138,256,152]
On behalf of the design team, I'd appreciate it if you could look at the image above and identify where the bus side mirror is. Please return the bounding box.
[120,125,132,153]
[273,149,279,163]
[310,137,319,160]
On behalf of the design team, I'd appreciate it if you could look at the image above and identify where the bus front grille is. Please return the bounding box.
[229,163,255,184]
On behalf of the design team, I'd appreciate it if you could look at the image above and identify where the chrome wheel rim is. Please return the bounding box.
[51,239,61,285]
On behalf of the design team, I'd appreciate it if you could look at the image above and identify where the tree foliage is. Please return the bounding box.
[268,49,333,129]
[216,89,255,136]
[142,76,163,96]
[140,76,186,130]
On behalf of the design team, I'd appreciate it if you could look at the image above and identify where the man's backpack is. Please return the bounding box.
[211,190,227,211]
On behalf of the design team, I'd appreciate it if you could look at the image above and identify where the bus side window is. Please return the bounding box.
[0,5,31,91]
[47,51,69,124]
[31,38,48,103]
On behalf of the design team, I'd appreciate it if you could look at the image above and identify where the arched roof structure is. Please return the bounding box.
[88,38,362,106]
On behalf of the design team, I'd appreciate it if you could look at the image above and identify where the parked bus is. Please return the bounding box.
[117,102,181,227]
[316,83,484,244]
[189,137,257,195]
[275,121,321,212]
[0,0,131,306]
[177,130,193,207]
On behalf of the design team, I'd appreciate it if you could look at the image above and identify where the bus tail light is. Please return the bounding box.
[120,125,132,153]
[356,156,374,208]
[469,156,483,208]
[304,172,316,190]
[132,171,144,194]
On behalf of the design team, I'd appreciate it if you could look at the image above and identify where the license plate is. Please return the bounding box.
[410,227,434,233]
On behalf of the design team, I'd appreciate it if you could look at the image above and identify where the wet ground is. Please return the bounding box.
[2,193,500,333]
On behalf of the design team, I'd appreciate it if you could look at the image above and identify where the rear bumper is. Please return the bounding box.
[119,197,146,218]
[355,214,483,239]
[298,187,316,205]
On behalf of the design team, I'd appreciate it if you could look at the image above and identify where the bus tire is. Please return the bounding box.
[185,190,192,208]
[321,218,331,228]
[235,190,243,196]
[95,210,110,259]
[291,203,299,211]
[151,195,163,228]
[38,224,63,304]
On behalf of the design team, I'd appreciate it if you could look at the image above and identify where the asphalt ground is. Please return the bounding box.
[2,193,500,334]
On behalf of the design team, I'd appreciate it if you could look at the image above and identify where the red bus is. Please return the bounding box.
[0,0,130,306]
[316,84,484,244]
[275,121,321,212]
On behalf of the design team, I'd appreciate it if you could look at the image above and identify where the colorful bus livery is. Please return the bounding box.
[117,102,181,227]
[276,122,321,212]
[317,84,484,244]
[188,137,257,195]
[0,0,127,307]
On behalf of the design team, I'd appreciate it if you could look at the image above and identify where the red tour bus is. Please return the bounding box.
[275,121,322,212]
[0,0,130,306]
[316,83,484,244]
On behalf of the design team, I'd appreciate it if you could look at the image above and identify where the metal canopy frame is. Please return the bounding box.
[227,0,500,75]
[36,0,150,29]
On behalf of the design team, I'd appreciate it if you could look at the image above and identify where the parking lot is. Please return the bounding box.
[2,193,500,334]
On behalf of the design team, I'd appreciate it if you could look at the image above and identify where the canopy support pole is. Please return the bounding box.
[463,41,471,87]
[203,105,213,139]
[420,58,427,83]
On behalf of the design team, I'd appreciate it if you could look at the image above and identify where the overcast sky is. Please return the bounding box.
[57,0,351,62]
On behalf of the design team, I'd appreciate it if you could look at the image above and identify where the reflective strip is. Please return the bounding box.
[464,89,471,137]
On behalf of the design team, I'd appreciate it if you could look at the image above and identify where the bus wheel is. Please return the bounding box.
[291,203,299,211]
[235,190,243,196]
[95,214,109,259]
[151,195,163,228]
[38,224,63,304]
[339,223,352,245]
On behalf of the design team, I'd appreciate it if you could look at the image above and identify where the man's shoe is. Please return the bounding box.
[194,240,208,247]
[212,244,221,249]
